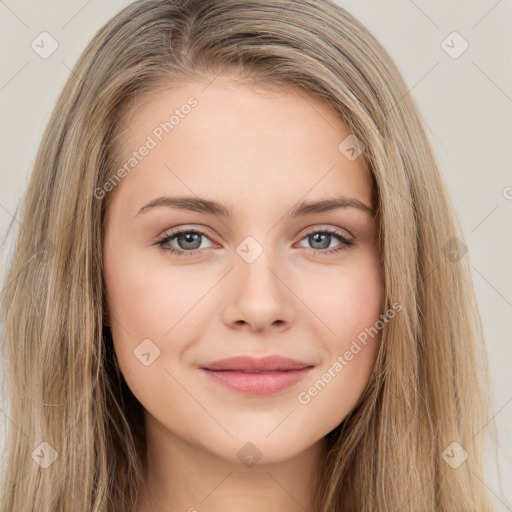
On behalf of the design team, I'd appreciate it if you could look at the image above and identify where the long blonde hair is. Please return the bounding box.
[0,0,499,510]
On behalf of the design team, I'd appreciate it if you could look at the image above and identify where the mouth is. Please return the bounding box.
[198,355,315,396]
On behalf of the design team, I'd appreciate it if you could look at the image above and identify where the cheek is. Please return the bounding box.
[300,252,384,405]
[103,252,198,408]
[104,247,209,338]
[103,247,220,385]
[293,261,384,432]
[304,255,384,350]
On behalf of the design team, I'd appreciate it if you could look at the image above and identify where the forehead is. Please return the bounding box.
[109,78,374,216]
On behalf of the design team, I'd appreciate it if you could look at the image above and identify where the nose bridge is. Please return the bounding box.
[237,235,282,296]
[222,234,294,331]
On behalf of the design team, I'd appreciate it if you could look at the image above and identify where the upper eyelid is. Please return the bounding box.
[158,226,216,243]
[301,225,352,239]
[158,225,352,245]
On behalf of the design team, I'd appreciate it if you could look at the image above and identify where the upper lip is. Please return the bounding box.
[199,355,314,372]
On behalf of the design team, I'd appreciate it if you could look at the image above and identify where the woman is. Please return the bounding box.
[0,0,498,510]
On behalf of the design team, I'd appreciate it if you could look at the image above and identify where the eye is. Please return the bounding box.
[156,228,215,256]
[156,226,354,257]
[296,228,354,256]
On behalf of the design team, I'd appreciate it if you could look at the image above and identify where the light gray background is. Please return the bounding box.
[0,0,511,508]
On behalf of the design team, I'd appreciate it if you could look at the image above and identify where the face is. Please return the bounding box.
[103,77,384,466]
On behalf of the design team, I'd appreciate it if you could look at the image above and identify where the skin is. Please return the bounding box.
[103,76,384,512]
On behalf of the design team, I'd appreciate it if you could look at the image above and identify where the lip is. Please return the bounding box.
[198,355,315,396]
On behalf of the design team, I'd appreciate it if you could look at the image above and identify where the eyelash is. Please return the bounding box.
[156,227,354,257]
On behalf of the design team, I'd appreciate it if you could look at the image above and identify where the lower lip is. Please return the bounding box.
[199,367,313,396]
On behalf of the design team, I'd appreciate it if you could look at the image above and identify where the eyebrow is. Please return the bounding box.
[135,195,375,218]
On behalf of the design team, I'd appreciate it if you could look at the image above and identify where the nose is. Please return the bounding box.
[221,251,294,333]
